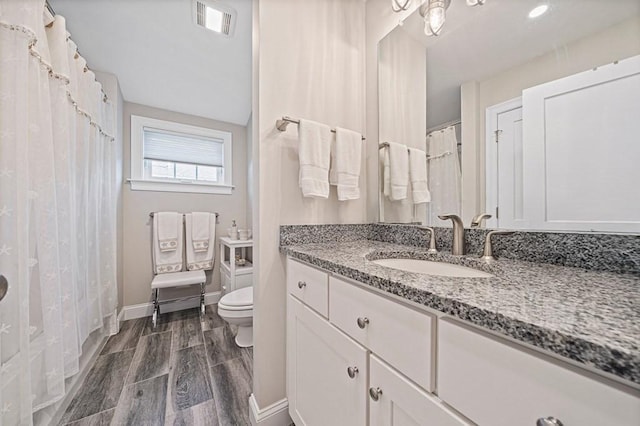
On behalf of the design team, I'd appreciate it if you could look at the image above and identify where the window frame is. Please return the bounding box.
[129,115,233,194]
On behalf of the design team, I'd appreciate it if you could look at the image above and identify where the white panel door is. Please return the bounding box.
[287,296,368,426]
[523,55,640,232]
[369,355,470,426]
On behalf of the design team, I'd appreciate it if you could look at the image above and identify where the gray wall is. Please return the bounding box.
[122,102,249,307]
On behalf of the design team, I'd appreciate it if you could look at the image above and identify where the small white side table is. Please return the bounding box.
[219,237,253,294]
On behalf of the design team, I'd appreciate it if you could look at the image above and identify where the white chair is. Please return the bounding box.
[151,270,206,327]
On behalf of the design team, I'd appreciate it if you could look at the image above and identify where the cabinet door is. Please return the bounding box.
[287,296,367,426]
[438,318,640,426]
[369,355,470,426]
[330,276,435,392]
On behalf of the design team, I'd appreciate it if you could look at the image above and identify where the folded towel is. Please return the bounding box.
[153,213,183,274]
[191,212,211,253]
[388,142,409,201]
[298,119,332,198]
[185,213,216,271]
[408,148,431,204]
[330,127,362,201]
[157,212,180,252]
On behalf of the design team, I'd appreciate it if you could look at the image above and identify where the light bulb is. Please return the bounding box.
[425,0,446,36]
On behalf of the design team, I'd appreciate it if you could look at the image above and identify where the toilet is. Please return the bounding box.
[218,286,253,347]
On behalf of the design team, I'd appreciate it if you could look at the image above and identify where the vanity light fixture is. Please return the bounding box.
[528,4,549,19]
[419,0,485,36]
[392,0,412,12]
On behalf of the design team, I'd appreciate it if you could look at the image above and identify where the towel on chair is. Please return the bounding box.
[157,212,180,252]
[330,127,362,201]
[191,212,211,252]
[386,142,409,201]
[153,213,184,274]
[408,147,430,204]
[186,213,216,271]
[298,119,332,198]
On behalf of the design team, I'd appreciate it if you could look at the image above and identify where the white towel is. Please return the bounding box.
[382,148,391,197]
[329,127,362,201]
[298,119,332,198]
[387,142,409,201]
[408,148,431,204]
[185,213,216,271]
[153,213,183,274]
[191,212,211,252]
[157,212,180,252]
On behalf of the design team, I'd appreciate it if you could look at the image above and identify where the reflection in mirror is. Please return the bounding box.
[377,0,640,233]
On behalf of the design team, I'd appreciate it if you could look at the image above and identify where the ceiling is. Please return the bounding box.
[51,0,252,126]
[392,0,640,128]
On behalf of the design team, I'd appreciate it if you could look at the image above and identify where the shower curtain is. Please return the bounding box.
[0,1,117,424]
[426,126,461,225]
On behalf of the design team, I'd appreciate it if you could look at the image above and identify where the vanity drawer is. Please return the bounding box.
[329,276,435,392]
[287,258,329,317]
[438,319,640,426]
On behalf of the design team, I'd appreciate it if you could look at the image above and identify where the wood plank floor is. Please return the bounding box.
[60,305,252,426]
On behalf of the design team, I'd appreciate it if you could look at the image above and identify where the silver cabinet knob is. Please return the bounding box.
[297,281,306,289]
[356,317,369,329]
[0,275,7,302]
[536,417,564,426]
[369,387,383,401]
[347,366,359,378]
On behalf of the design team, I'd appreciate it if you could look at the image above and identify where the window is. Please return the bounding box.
[130,115,233,194]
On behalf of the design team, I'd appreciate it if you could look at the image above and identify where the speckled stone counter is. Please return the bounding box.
[280,239,640,386]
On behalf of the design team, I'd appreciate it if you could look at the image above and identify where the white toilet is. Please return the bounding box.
[218,286,253,347]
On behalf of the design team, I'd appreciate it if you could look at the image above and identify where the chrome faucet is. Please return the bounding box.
[470,213,492,228]
[438,214,465,255]
[419,226,438,253]
[481,230,514,262]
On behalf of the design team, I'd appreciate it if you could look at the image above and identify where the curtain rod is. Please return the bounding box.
[276,116,366,140]
[378,142,452,161]
[426,119,461,134]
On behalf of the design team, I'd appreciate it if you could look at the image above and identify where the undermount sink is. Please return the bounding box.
[371,258,493,278]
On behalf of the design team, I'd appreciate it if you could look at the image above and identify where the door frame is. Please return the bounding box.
[485,96,522,229]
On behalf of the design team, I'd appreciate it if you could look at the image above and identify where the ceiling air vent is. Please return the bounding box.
[193,0,236,37]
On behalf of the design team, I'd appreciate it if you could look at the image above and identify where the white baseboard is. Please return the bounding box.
[249,394,291,426]
[121,291,221,321]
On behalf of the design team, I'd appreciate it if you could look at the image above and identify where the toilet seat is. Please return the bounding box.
[219,286,253,310]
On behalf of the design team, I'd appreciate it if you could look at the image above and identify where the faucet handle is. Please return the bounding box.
[482,230,515,262]
[419,226,438,253]
[471,213,492,228]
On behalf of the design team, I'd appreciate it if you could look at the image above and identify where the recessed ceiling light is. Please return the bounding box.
[528,4,549,19]
[193,0,236,37]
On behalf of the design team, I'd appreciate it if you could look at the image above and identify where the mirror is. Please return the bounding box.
[378,0,640,233]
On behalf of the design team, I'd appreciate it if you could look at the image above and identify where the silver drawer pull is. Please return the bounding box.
[369,387,382,401]
[537,417,564,426]
[356,317,369,329]
[0,275,7,302]
[347,366,359,378]
[297,281,306,289]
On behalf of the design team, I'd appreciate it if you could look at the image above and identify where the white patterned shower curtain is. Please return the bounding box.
[0,1,117,424]
[426,126,461,225]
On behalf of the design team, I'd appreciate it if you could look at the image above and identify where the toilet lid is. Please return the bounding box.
[220,286,253,308]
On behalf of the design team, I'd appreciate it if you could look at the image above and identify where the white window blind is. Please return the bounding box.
[143,127,224,167]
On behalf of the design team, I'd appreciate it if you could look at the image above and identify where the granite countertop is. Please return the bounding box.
[281,240,640,385]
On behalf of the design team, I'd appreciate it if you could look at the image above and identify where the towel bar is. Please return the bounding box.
[276,116,366,140]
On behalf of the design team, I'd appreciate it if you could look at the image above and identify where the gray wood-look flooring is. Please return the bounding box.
[61,305,252,426]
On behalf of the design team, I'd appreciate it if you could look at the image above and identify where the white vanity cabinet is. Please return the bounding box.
[438,319,640,426]
[285,256,640,426]
[286,258,469,426]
